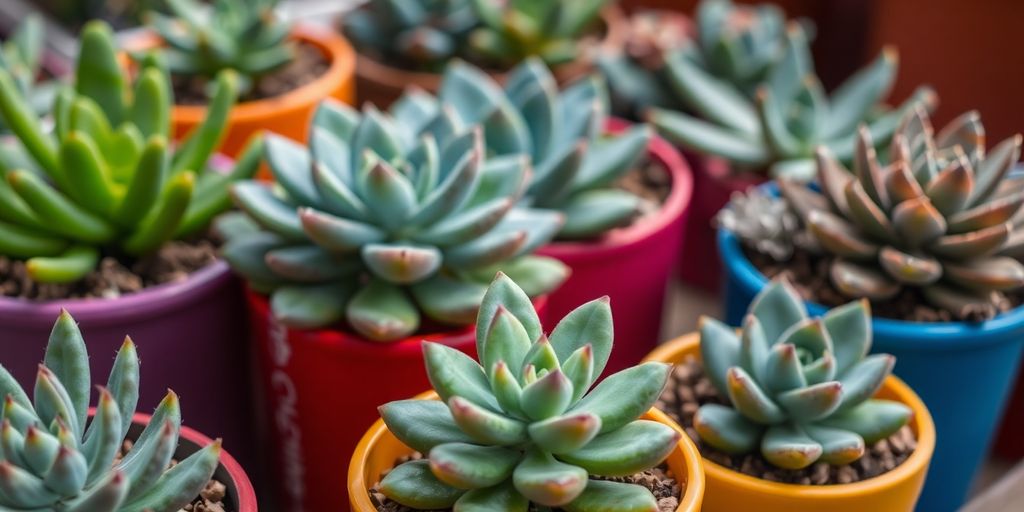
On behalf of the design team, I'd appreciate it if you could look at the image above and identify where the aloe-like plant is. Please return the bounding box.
[378,273,679,509]
[0,15,56,133]
[144,0,294,94]
[224,98,568,340]
[0,310,220,510]
[696,279,911,469]
[778,108,1024,319]
[468,0,611,70]
[651,21,935,180]
[0,21,261,285]
[342,0,480,72]
[432,58,652,239]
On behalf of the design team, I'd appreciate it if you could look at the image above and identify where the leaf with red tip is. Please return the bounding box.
[520,369,573,420]
[878,246,942,285]
[776,381,843,421]
[884,159,924,205]
[925,149,974,216]
[892,197,947,247]
[945,257,1024,291]
[844,180,895,242]
[930,223,1011,260]
[448,396,527,446]
[760,424,822,470]
[429,442,520,490]
[694,403,763,454]
[549,297,613,379]
[854,127,889,209]
[726,367,786,425]
[512,449,587,507]
[527,412,602,454]
[362,243,442,284]
[560,420,679,477]
[807,210,879,260]
[837,354,895,411]
[66,470,129,511]
[803,424,865,465]
[830,260,901,300]
[947,193,1024,234]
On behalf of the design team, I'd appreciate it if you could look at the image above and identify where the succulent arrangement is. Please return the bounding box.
[0,310,220,510]
[0,15,55,133]
[778,108,1024,319]
[716,186,812,261]
[377,273,680,509]
[0,21,260,284]
[342,0,480,72]
[434,58,652,239]
[224,97,568,340]
[695,279,911,469]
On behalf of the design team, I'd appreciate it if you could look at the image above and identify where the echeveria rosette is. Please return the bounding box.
[779,108,1024,320]
[225,99,568,340]
[0,15,56,133]
[696,279,911,470]
[650,21,936,181]
[342,0,480,72]
[378,273,680,510]
[0,310,220,511]
[0,21,259,285]
[434,58,652,240]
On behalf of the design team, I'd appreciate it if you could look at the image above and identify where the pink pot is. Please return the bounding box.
[538,119,693,375]
[677,153,765,292]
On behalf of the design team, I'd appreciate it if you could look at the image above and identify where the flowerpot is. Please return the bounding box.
[129,411,258,512]
[993,373,1024,459]
[538,119,693,377]
[350,6,627,107]
[718,221,1024,512]
[677,153,764,293]
[0,261,256,470]
[347,391,705,512]
[643,334,935,512]
[245,289,549,512]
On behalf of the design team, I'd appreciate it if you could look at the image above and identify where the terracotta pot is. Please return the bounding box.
[537,118,693,377]
[347,391,705,512]
[644,334,935,512]
[350,6,628,107]
[245,289,549,512]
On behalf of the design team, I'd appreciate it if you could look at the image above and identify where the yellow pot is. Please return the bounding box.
[347,391,706,511]
[644,333,936,512]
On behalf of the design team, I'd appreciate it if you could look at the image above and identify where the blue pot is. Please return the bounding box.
[719,224,1024,512]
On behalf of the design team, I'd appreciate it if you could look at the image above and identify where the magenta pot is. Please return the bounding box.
[677,153,765,292]
[538,119,693,376]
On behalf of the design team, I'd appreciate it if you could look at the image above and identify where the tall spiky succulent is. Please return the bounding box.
[342,0,481,72]
[224,99,568,340]
[696,279,911,470]
[0,310,220,511]
[651,22,935,180]
[468,0,611,70]
[145,0,294,94]
[0,21,260,285]
[429,58,651,239]
[779,108,1024,319]
[378,273,679,509]
[0,15,56,133]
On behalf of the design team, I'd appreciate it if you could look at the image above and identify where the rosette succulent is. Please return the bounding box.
[696,279,911,469]
[342,0,480,72]
[779,108,1024,319]
[378,273,680,509]
[0,310,220,511]
[433,58,652,239]
[716,186,812,261]
[225,98,568,340]
[0,15,56,133]
[0,21,259,285]
[651,21,935,180]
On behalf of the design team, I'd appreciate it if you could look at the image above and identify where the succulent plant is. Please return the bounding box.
[468,0,611,70]
[696,279,911,469]
[0,310,220,511]
[224,98,568,340]
[342,0,480,72]
[716,186,812,261]
[378,273,680,509]
[651,21,936,180]
[144,0,294,94]
[778,108,1024,320]
[0,21,260,285]
[0,15,56,134]
[433,58,652,239]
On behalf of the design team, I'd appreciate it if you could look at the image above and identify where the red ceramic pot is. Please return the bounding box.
[537,119,692,375]
[246,289,548,512]
[677,153,764,292]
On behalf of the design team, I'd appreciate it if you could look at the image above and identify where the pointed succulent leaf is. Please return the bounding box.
[299,207,387,253]
[380,400,475,454]
[563,480,658,512]
[726,367,786,425]
[489,362,525,418]
[947,193,1024,234]
[475,272,543,357]
[807,210,880,260]
[830,260,902,300]
[119,441,220,512]
[694,403,764,454]
[381,460,464,509]
[561,345,595,403]
[762,343,807,394]
[749,280,808,344]
[347,280,419,341]
[971,135,1023,206]
[822,299,872,375]
[512,449,587,507]
[571,363,670,433]
[803,424,866,466]
[520,369,573,421]
[760,424,822,470]
[429,442,520,490]
[930,223,1011,260]
[43,311,89,435]
[271,282,353,330]
[448,396,527,446]
[527,412,602,455]
[411,274,487,326]
[818,399,911,444]
[878,246,942,285]
[548,296,612,378]
[454,482,527,512]
[424,342,501,412]
[944,257,1024,291]
[560,420,679,477]
[698,317,741,397]
[362,244,442,284]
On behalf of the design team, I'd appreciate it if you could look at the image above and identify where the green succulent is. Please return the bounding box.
[433,58,651,239]
[0,21,260,285]
[696,279,911,469]
[0,310,220,511]
[342,0,481,72]
[468,0,610,70]
[145,0,294,94]
[378,273,680,510]
[0,15,56,134]
[651,21,935,180]
[779,108,1024,319]
[224,98,568,340]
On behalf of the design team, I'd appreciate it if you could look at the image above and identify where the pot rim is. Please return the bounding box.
[346,391,706,512]
[644,333,936,499]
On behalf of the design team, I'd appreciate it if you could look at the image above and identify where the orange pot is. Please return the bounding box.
[644,334,936,512]
[347,391,705,512]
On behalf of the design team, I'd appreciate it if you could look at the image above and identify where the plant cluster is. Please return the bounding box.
[0,15,55,134]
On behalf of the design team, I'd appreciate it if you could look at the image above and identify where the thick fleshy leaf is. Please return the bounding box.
[413,198,515,246]
[776,381,843,421]
[475,272,543,358]
[925,150,974,217]
[698,317,741,397]
[379,400,475,453]
[971,134,1022,206]
[837,354,895,411]
[947,193,1024,234]
[429,442,520,490]
[845,180,895,241]
[824,47,898,139]
[527,412,602,454]
[448,396,528,446]
[489,362,525,418]
[558,189,640,239]
[423,342,500,412]
[885,160,924,205]
[520,369,573,420]
[444,228,527,269]
[807,210,879,260]
[830,260,901,300]
[878,246,942,285]
[512,449,587,507]
[299,207,387,253]
[346,280,419,341]
[777,318,833,361]
[739,315,770,384]
[816,147,853,215]
[43,311,90,435]
[549,296,613,379]
[271,283,352,329]
[749,279,808,344]
[230,182,304,240]
[264,134,320,208]
[362,244,442,284]
[649,109,768,166]
[662,52,759,135]
[520,337,560,376]
[481,307,533,379]
[930,223,1011,260]
[561,345,595,403]
[853,127,889,209]
[380,460,464,509]
[760,424,822,470]
[454,482,528,512]
[693,403,763,454]
[762,343,806,394]
[803,424,865,465]
[360,158,418,231]
[264,245,360,283]
[573,125,651,192]
[726,367,786,425]
[891,197,947,247]
[822,299,872,375]
[944,257,1024,291]
[563,480,658,512]
[411,274,488,326]
[818,399,911,444]
[570,363,670,433]
[560,420,679,477]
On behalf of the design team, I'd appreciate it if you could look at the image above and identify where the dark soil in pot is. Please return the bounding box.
[115,439,235,512]
[172,42,330,105]
[614,158,673,230]
[657,356,917,485]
